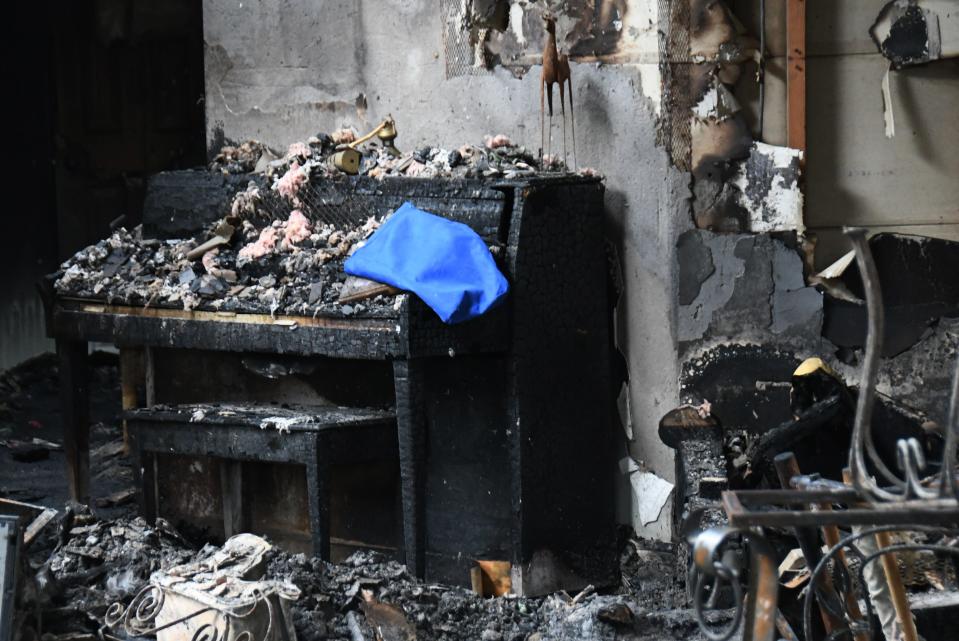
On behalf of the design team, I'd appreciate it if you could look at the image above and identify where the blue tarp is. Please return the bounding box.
[344,202,509,324]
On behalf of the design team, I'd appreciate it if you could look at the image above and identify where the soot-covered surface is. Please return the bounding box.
[15,511,719,641]
[53,218,402,319]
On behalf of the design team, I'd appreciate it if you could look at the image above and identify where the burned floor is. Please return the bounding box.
[2,353,709,641]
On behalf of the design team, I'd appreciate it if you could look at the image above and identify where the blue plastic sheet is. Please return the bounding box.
[344,202,509,324]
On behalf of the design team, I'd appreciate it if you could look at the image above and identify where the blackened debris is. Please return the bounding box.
[143,170,265,239]
[11,502,724,641]
[681,344,802,434]
[822,233,959,357]
[53,217,399,318]
[15,508,196,637]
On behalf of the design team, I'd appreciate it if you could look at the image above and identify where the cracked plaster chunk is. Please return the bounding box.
[730,142,804,235]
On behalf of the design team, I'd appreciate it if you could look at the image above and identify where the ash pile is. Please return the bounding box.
[53,130,590,317]
[10,508,722,641]
[53,215,395,317]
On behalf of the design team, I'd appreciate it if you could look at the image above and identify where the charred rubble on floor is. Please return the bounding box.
[7,503,724,641]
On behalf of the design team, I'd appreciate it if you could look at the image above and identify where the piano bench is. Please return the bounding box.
[125,403,397,560]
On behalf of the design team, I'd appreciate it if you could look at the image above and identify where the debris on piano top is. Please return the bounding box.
[54,212,401,317]
[210,130,587,181]
[53,132,597,317]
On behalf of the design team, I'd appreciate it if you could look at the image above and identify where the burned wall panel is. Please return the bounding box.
[677,230,823,349]
[873,316,959,427]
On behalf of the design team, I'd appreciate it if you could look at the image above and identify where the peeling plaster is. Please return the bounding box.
[509,2,527,47]
[678,231,822,347]
[485,1,662,111]
[691,80,740,120]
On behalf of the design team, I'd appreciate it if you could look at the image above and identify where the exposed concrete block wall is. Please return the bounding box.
[202,0,688,539]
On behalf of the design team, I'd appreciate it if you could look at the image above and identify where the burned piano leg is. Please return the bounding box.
[129,430,158,522]
[219,459,244,539]
[306,434,332,561]
[393,358,426,578]
[57,339,90,503]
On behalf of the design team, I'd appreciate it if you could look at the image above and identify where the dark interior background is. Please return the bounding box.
[2,0,206,370]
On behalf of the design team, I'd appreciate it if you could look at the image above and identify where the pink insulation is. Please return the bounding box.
[281,209,312,249]
[201,248,220,272]
[238,227,279,261]
[484,134,513,149]
[286,142,312,158]
[276,162,308,201]
[331,128,356,145]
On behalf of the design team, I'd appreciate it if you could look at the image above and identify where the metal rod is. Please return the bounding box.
[773,453,844,633]
[775,452,869,641]
[801,525,958,641]
[845,227,908,501]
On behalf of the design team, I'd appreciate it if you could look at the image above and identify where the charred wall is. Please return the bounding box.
[661,0,958,506]
[202,0,689,540]
[201,0,957,545]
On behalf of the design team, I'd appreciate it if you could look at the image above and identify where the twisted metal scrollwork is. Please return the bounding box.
[801,525,959,641]
[689,527,779,641]
[102,584,277,641]
[845,228,959,504]
[689,229,959,641]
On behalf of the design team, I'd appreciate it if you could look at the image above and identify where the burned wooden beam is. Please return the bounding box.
[745,396,843,473]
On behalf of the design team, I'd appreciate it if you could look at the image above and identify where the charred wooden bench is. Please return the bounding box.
[125,403,396,560]
[44,173,617,594]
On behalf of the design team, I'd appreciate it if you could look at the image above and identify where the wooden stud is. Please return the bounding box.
[786,0,807,153]
[875,530,920,641]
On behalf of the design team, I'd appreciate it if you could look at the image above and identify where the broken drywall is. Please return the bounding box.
[677,230,822,348]
[681,0,769,233]
[619,458,674,527]
[871,0,959,68]
[690,0,755,63]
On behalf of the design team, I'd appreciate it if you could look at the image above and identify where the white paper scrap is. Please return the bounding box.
[629,470,674,526]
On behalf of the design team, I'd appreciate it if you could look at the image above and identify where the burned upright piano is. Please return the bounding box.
[44,171,617,595]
